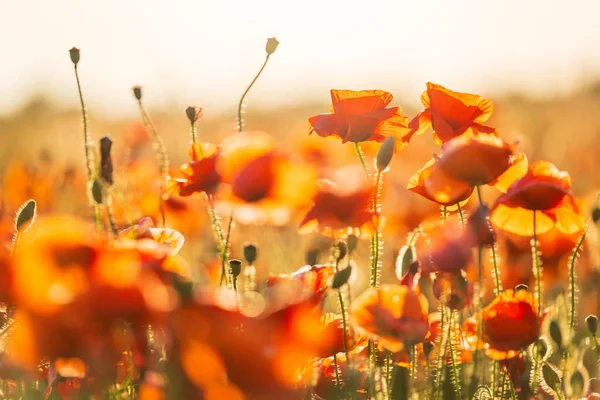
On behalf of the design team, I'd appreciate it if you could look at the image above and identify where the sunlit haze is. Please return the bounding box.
[2,0,600,117]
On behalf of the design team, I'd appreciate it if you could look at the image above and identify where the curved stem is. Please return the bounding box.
[568,230,586,337]
[456,202,465,226]
[333,353,341,390]
[237,55,270,132]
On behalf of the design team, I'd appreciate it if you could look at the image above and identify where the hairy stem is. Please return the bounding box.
[237,55,271,132]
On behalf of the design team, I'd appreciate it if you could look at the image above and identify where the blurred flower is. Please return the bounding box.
[309,90,412,148]
[266,264,335,306]
[350,284,429,352]
[218,131,317,225]
[299,166,376,236]
[481,289,540,360]
[491,161,584,236]
[407,157,473,206]
[417,219,472,274]
[118,217,185,255]
[409,82,495,144]
[432,271,473,310]
[167,143,222,197]
[313,353,368,399]
[172,292,333,400]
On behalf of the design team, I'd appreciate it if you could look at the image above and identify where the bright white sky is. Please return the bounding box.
[1,0,600,117]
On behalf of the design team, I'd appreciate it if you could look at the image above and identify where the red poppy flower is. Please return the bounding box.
[417,220,472,274]
[491,161,584,236]
[407,157,473,206]
[481,289,540,360]
[350,284,429,352]
[309,90,412,148]
[409,82,496,144]
[432,271,473,310]
[299,166,376,236]
[167,142,222,197]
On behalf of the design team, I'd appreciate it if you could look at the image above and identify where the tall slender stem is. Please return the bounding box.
[457,202,465,226]
[447,310,463,400]
[136,99,168,227]
[370,171,383,288]
[73,63,102,230]
[237,55,270,133]
[568,230,586,338]
[531,209,542,392]
[354,143,369,176]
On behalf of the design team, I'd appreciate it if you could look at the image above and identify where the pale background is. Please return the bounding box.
[1,0,600,117]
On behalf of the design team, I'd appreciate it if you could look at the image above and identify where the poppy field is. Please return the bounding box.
[1,38,600,400]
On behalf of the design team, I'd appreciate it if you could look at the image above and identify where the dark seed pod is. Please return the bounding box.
[265,37,279,55]
[132,86,143,101]
[549,320,562,349]
[586,314,598,336]
[333,240,347,262]
[69,47,80,65]
[331,266,352,289]
[92,179,103,204]
[99,136,114,185]
[229,259,242,278]
[243,243,258,264]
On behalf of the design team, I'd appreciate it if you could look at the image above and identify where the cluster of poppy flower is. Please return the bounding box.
[0,41,598,400]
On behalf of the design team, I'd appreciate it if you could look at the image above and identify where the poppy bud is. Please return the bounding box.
[14,199,37,232]
[586,314,598,336]
[376,137,395,172]
[333,240,347,262]
[265,37,279,55]
[69,47,80,65]
[185,106,202,124]
[515,284,528,292]
[243,242,258,264]
[395,245,417,280]
[549,320,562,349]
[229,259,242,278]
[466,205,496,247]
[423,342,434,357]
[347,234,358,253]
[332,266,352,289]
[132,86,143,101]
[305,248,319,266]
[592,193,600,223]
[92,179,103,204]
[99,136,114,185]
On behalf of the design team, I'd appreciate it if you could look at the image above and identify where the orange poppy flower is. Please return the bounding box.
[407,157,473,206]
[409,82,496,144]
[218,131,317,225]
[266,264,335,306]
[299,166,376,236]
[436,135,527,187]
[350,284,429,352]
[167,142,222,197]
[309,89,412,148]
[491,161,584,236]
[118,217,185,255]
[317,313,358,358]
[481,289,539,360]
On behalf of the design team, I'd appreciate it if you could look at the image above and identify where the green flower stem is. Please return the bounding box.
[354,142,368,176]
[237,55,271,132]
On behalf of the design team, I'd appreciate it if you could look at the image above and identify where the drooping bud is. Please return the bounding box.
[586,314,598,336]
[14,199,37,232]
[186,106,202,124]
[465,205,496,247]
[376,136,395,172]
[333,240,347,262]
[229,259,242,278]
[332,266,352,289]
[99,136,114,185]
[265,37,279,55]
[132,86,143,101]
[347,234,359,253]
[69,47,80,66]
[422,342,434,357]
[243,242,258,264]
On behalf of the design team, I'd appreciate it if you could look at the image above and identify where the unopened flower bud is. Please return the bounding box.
[592,193,600,223]
[229,259,242,278]
[376,136,396,171]
[549,320,562,349]
[305,248,319,266]
[515,284,528,292]
[395,245,417,280]
[266,37,279,55]
[186,106,202,124]
[69,47,80,65]
[333,240,347,262]
[91,179,103,204]
[586,314,598,336]
[347,234,359,253]
[423,342,434,357]
[14,199,37,232]
[332,266,352,289]
[132,86,143,101]
[243,243,258,264]
[99,136,114,185]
